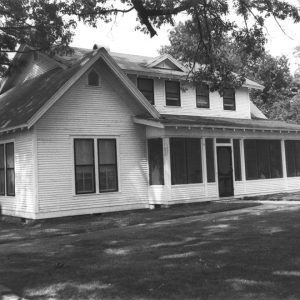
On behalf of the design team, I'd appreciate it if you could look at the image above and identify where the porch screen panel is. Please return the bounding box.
[245,139,282,180]
[205,138,215,182]
[233,140,241,181]
[245,140,258,180]
[148,139,164,185]
[98,139,118,192]
[269,140,282,178]
[170,138,202,184]
[186,139,202,183]
[257,140,271,179]
[285,140,300,177]
[0,145,4,195]
[170,138,187,184]
[74,139,95,194]
[5,143,15,196]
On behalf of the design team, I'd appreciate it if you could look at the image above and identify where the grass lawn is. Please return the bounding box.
[0,201,300,299]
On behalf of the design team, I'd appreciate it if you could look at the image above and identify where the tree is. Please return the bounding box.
[0,0,75,75]
[1,0,300,89]
[161,19,300,121]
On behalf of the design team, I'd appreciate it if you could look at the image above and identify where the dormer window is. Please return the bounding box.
[196,84,210,108]
[223,88,236,111]
[165,80,181,106]
[137,78,154,105]
[88,69,100,86]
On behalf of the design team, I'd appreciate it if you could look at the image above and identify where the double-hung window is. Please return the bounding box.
[223,88,236,111]
[98,139,118,192]
[196,84,210,108]
[74,138,118,194]
[137,78,154,105]
[0,142,15,196]
[165,80,181,106]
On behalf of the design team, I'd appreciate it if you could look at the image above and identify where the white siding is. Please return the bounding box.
[0,130,36,218]
[152,80,251,119]
[35,60,150,218]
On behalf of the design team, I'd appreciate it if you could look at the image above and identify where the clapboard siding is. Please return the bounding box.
[0,130,35,218]
[152,80,251,119]
[35,60,150,218]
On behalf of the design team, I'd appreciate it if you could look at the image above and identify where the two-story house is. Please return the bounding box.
[0,45,300,219]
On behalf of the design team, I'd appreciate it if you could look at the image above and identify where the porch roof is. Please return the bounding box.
[133,114,300,132]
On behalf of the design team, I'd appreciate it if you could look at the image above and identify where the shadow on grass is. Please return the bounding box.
[1,204,300,299]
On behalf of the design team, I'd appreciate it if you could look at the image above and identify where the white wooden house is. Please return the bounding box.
[0,45,300,219]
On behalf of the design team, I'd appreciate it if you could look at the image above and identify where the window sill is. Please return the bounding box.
[171,183,205,187]
[195,107,211,110]
[73,190,121,197]
[164,105,182,108]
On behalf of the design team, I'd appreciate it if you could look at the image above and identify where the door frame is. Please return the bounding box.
[216,141,235,197]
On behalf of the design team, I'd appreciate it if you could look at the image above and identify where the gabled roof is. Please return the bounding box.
[134,114,300,132]
[0,47,160,133]
[146,54,189,72]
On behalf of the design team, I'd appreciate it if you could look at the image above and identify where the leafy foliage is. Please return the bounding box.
[1,0,300,89]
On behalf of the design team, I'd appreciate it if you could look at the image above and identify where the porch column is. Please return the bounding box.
[163,137,171,205]
[202,138,208,197]
[281,139,287,179]
[240,139,247,194]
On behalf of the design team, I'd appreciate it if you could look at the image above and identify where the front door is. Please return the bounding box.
[217,146,234,197]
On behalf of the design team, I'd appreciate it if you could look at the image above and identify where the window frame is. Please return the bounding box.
[87,69,100,87]
[137,77,155,105]
[148,139,164,186]
[73,137,120,196]
[0,144,5,196]
[0,141,15,197]
[98,139,119,193]
[196,83,210,108]
[165,80,181,107]
[74,139,96,195]
[223,88,236,111]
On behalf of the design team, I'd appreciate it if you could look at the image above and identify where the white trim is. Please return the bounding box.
[32,126,39,213]
[281,139,287,179]
[201,138,208,197]
[133,117,165,129]
[71,135,121,197]
[163,137,171,205]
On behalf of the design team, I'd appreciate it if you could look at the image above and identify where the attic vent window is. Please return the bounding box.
[88,69,100,86]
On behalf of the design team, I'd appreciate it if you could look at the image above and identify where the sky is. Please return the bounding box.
[71,6,300,74]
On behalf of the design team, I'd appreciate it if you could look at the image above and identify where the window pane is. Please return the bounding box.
[148,139,164,185]
[285,140,296,177]
[245,140,258,180]
[138,78,154,104]
[6,143,15,196]
[166,81,180,106]
[223,88,235,111]
[98,139,118,192]
[75,166,95,194]
[196,84,209,108]
[186,139,202,183]
[99,165,118,192]
[233,140,241,181]
[6,143,14,168]
[98,140,116,164]
[170,138,187,184]
[206,138,215,182]
[74,139,94,165]
[88,69,99,86]
[269,140,282,178]
[74,139,95,194]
